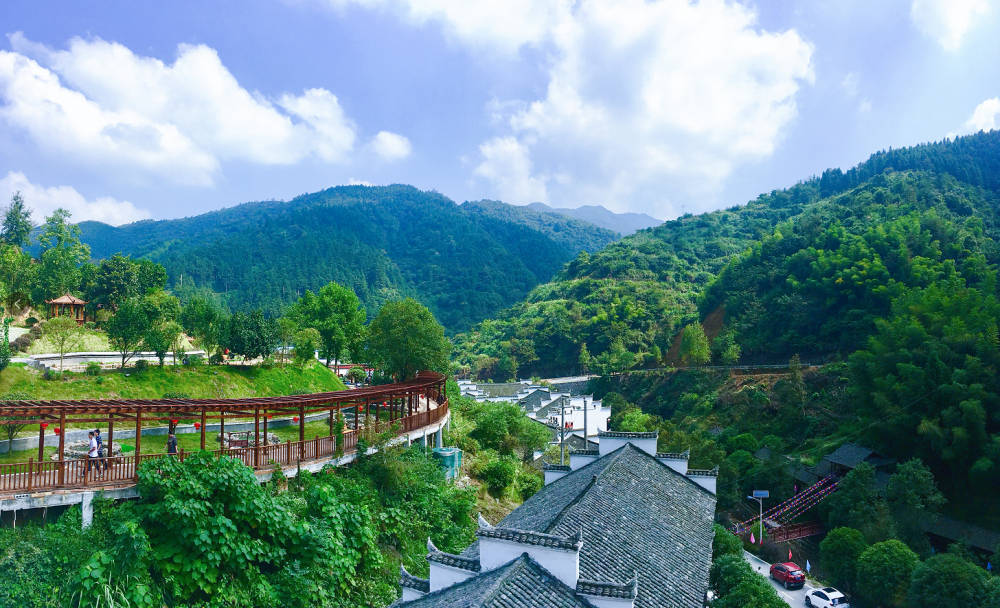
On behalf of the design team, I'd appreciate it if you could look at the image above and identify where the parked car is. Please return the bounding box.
[769,561,806,589]
[805,587,849,607]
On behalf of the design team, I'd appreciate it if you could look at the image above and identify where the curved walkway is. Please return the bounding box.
[0,372,448,496]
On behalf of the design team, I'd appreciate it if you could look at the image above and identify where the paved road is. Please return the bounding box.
[743,551,814,607]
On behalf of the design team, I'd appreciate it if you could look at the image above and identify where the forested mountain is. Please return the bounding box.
[455,130,1000,515]
[77,185,619,331]
[460,200,620,250]
[455,130,1000,377]
[525,202,662,235]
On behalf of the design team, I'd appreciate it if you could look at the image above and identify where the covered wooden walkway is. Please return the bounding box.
[0,371,448,495]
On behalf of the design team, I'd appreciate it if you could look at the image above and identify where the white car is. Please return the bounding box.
[805,587,850,607]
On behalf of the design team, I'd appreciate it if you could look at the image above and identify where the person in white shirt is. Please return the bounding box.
[84,431,99,478]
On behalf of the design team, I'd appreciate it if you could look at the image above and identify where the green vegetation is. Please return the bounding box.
[0,440,475,608]
[366,298,450,381]
[0,360,345,402]
[76,185,620,331]
[708,534,785,608]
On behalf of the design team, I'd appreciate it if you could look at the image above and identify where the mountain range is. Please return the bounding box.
[524,202,661,235]
[76,186,623,331]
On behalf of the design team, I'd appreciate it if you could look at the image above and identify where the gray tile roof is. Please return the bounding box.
[597,430,658,439]
[398,554,598,608]
[576,576,638,599]
[823,443,873,468]
[476,527,583,551]
[427,537,482,572]
[460,444,716,608]
[401,565,430,593]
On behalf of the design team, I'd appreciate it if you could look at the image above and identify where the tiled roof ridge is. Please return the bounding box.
[569,448,599,456]
[399,564,430,593]
[576,573,639,599]
[426,537,482,572]
[616,443,718,497]
[543,463,571,471]
[598,429,658,439]
[655,450,689,459]
[685,466,719,477]
[476,526,584,551]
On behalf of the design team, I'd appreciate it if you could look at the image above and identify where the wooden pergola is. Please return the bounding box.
[45,293,88,325]
[0,371,448,494]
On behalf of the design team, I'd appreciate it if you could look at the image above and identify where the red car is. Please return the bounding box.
[769,562,806,589]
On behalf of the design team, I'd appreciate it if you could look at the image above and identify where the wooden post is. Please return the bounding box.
[299,405,305,461]
[37,422,45,461]
[108,415,114,461]
[355,404,360,431]
[134,409,142,480]
[58,410,66,485]
[253,408,260,468]
[219,409,225,450]
[200,408,207,450]
[262,414,269,446]
[27,457,33,491]
[328,408,334,436]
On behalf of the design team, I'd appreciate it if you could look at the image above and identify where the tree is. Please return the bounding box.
[34,209,89,302]
[288,282,365,367]
[0,391,31,454]
[42,314,82,373]
[106,298,148,368]
[578,343,592,373]
[180,297,224,358]
[0,244,34,315]
[1,191,32,248]
[824,462,895,543]
[709,554,785,608]
[347,366,367,384]
[679,323,710,366]
[225,310,277,361]
[276,317,297,366]
[367,298,449,381]
[0,316,10,374]
[164,321,185,365]
[90,254,140,312]
[908,553,989,607]
[712,524,743,560]
[886,459,945,555]
[855,540,919,608]
[293,328,321,365]
[819,527,868,594]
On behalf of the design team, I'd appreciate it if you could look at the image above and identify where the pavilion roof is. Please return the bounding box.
[46,293,87,305]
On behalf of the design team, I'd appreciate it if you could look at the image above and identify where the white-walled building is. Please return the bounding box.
[395,431,717,608]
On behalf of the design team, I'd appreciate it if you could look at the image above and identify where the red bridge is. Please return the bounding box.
[0,371,448,496]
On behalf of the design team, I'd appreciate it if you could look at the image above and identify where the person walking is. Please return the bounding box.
[167,433,178,456]
[94,428,106,476]
[83,431,98,478]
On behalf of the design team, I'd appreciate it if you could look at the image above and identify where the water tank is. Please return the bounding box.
[432,447,462,480]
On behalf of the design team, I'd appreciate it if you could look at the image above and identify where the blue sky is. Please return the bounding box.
[1,0,998,225]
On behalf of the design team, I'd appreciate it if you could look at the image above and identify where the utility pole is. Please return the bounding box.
[748,490,768,544]
[583,397,589,447]
[560,402,566,465]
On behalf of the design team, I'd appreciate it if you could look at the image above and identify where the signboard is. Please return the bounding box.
[752,490,769,499]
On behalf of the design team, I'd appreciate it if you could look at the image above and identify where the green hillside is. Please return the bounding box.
[455,131,1000,377]
[77,185,620,331]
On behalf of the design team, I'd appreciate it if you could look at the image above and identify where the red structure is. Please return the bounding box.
[45,293,88,325]
[0,371,448,494]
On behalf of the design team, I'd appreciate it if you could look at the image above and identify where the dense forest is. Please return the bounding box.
[74,186,621,331]
[454,131,1000,377]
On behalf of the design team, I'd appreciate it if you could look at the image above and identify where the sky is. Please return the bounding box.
[1,0,999,225]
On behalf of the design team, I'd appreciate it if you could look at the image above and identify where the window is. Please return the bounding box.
[815,592,828,601]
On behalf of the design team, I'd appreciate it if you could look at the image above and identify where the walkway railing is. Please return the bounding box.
[0,399,448,495]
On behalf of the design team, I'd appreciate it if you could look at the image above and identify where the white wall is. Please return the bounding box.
[570,452,598,470]
[401,587,426,602]
[656,455,688,474]
[429,562,475,591]
[577,594,635,608]
[599,434,657,456]
[545,468,570,484]
[479,537,579,588]
[687,474,717,495]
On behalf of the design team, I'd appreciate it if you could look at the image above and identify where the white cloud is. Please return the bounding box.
[910,0,990,51]
[0,33,372,184]
[338,0,813,216]
[325,0,568,53]
[369,130,412,161]
[347,178,373,186]
[473,136,548,203]
[841,72,859,97]
[962,97,1000,132]
[0,171,151,225]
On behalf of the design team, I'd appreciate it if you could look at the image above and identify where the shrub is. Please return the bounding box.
[29,324,42,339]
[516,469,543,501]
[186,354,203,366]
[24,317,38,327]
[12,334,31,352]
[85,362,101,376]
[713,524,744,560]
[133,359,149,373]
[479,454,518,497]
[162,392,191,400]
[856,540,919,607]
[208,353,223,365]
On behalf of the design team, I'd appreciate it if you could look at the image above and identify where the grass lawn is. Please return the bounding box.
[26,328,196,356]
